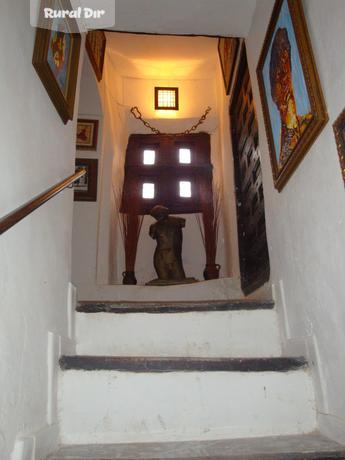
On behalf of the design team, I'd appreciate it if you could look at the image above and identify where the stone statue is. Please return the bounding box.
[147,205,196,285]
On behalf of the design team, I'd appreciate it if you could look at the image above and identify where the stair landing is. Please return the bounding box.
[48,433,345,459]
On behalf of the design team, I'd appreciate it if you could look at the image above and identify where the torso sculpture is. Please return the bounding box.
[149,205,186,281]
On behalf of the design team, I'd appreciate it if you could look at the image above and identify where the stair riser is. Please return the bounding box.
[58,369,316,444]
[75,278,243,302]
[75,311,282,358]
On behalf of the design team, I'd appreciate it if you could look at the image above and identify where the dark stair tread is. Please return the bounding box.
[76,299,274,314]
[59,355,307,373]
[48,433,345,459]
[48,453,345,460]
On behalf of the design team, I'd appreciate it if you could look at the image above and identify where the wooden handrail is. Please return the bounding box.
[0,169,86,235]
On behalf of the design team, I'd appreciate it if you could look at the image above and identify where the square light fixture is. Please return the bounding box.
[155,87,179,110]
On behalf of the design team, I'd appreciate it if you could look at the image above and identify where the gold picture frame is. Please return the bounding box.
[86,30,106,82]
[257,0,328,191]
[333,108,345,186]
[76,119,99,150]
[218,38,239,95]
[32,0,81,124]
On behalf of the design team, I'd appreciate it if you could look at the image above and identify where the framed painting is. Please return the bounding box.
[74,158,98,202]
[333,108,345,186]
[218,38,239,95]
[76,119,99,150]
[86,30,107,82]
[32,0,81,124]
[257,0,328,191]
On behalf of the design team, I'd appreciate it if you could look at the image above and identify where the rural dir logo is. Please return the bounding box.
[30,0,115,32]
[43,7,106,20]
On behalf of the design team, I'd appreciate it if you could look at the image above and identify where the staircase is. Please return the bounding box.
[49,286,345,459]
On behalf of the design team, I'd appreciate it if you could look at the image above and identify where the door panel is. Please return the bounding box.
[230,46,270,294]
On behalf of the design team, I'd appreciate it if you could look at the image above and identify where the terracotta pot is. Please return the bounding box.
[122,271,137,285]
[203,263,221,280]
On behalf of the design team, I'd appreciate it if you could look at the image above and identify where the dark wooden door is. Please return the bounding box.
[230,46,270,294]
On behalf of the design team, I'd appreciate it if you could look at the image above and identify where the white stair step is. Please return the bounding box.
[58,356,316,445]
[75,300,281,358]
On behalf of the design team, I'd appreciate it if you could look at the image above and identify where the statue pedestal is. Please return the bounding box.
[146,277,198,286]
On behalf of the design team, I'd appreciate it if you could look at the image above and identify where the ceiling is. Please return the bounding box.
[110,0,257,37]
[106,33,219,79]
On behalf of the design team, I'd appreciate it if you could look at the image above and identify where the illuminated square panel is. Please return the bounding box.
[142,183,155,199]
[179,148,191,164]
[179,181,192,198]
[155,87,179,110]
[143,149,155,165]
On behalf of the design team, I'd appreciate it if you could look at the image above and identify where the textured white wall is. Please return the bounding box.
[245,0,345,444]
[72,57,102,291]
[0,0,84,458]
[215,45,243,279]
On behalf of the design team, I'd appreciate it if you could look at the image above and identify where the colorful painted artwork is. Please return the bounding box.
[32,0,81,124]
[47,17,72,97]
[257,0,328,191]
[262,0,312,167]
[76,119,99,150]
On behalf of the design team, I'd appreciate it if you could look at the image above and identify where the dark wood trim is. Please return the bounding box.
[0,169,86,235]
[242,269,271,296]
[76,299,274,314]
[60,356,307,373]
[102,29,240,39]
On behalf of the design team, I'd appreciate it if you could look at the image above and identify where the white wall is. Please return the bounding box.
[0,1,84,458]
[246,0,345,444]
[72,57,102,291]
[215,43,244,279]
[71,44,129,293]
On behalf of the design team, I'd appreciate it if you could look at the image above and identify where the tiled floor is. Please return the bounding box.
[48,432,345,459]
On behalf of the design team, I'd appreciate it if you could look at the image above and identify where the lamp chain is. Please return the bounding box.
[130,106,212,136]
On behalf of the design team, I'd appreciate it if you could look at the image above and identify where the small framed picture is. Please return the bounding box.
[333,108,345,186]
[86,30,106,82]
[218,38,239,95]
[74,158,98,202]
[76,119,99,150]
